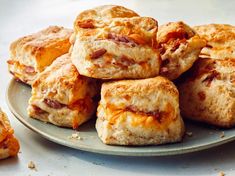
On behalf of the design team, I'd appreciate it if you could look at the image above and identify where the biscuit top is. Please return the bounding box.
[194,24,235,59]
[10,26,73,55]
[74,5,139,33]
[157,21,196,44]
[10,26,73,71]
[32,54,98,105]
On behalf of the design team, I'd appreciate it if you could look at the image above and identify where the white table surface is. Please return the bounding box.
[0,0,235,175]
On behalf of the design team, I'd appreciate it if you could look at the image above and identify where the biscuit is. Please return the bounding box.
[177,58,235,127]
[28,54,100,129]
[8,26,73,85]
[194,24,235,59]
[96,76,185,145]
[71,6,160,79]
[157,21,206,80]
[0,108,20,159]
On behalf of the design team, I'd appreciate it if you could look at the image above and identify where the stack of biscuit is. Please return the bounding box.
[7,5,235,146]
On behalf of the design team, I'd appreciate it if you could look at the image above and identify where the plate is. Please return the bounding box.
[6,79,235,156]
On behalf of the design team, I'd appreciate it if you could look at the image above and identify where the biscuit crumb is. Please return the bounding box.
[220,132,225,138]
[186,131,193,137]
[28,161,37,171]
[69,133,83,140]
[219,171,225,176]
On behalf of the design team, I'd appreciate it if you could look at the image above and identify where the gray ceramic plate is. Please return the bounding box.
[6,79,235,156]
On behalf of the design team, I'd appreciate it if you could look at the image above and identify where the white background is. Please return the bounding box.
[0,0,235,175]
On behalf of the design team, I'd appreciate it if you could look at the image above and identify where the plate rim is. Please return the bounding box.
[6,79,235,156]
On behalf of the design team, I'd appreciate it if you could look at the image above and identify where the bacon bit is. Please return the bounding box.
[128,34,146,45]
[24,66,35,74]
[170,38,187,52]
[197,91,206,101]
[126,106,160,119]
[43,99,65,109]
[32,105,46,114]
[166,31,189,42]
[202,71,220,87]
[77,19,94,29]
[123,95,131,101]
[90,49,107,59]
[7,60,14,65]
[159,46,166,55]
[107,33,137,47]
[119,55,135,67]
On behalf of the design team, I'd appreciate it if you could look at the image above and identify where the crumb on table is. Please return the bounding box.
[219,171,225,176]
[28,161,37,171]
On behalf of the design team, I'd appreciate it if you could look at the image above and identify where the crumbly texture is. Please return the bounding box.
[194,24,235,59]
[177,58,235,128]
[158,21,206,80]
[0,108,20,159]
[8,26,73,85]
[71,5,160,79]
[28,54,100,129]
[96,76,185,145]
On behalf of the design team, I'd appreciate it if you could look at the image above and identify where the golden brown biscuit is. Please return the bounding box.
[194,24,235,59]
[8,26,73,85]
[0,108,20,159]
[71,6,160,79]
[74,5,139,33]
[28,54,100,129]
[178,58,235,128]
[157,21,206,80]
[96,76,185,145]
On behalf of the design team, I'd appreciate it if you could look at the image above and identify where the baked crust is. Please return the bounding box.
[178,58,235,128]
[158,21,206,80]
[8,26,73,85]
[96,76,185,145]
[28,54,100,129]
[71,5,160,79]
[194,24,235,59]
[0,109,20,159]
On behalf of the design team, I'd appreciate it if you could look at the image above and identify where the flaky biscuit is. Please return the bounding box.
[28,54,99,129]
[71,6,160,79]
[158,21,206,80]
[96,76,185,145]
[8,26,73,85]
[178,58,235,127]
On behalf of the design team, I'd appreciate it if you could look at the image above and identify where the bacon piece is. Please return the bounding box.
[107,33,137,47]
[126,106,160,119]
[43,99,65,109]
[77,19,95,29]
[202,71,220,87]
[90,49,107,59]
[32,105,46,114]
[24,66,36,74]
